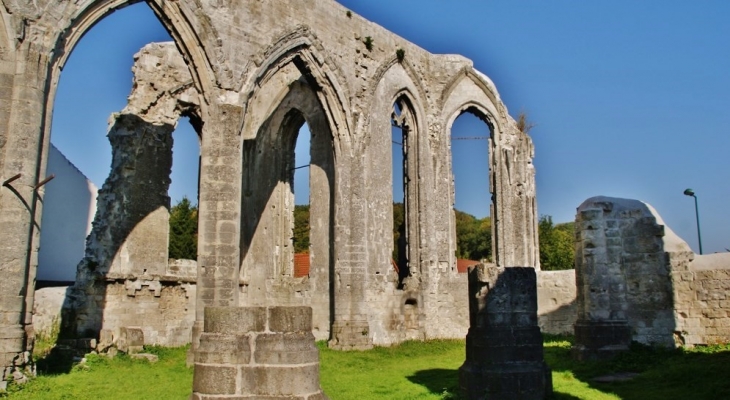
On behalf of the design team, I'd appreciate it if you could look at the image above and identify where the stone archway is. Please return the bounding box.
[240,74,335,341]
[1,2,542,393]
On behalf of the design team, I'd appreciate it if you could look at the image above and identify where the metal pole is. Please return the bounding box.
[693,195,703,254]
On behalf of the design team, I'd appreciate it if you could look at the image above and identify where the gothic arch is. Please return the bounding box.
[440,67,539,269]
[51,0,216,109]
[240,75,335,339]
[240,27,351,156]
[364,58,428,147]
[441,69,505,139]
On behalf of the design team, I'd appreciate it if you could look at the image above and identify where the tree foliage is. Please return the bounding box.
[169,197,198,260]
[538,215,575,270]
[392,203,405,261]
[293,205,310,253]
[455,210,492,261]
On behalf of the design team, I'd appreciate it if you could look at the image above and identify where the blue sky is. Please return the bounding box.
[51,1,730,254]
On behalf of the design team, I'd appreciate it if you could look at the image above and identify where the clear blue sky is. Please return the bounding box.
[51,1,730,254]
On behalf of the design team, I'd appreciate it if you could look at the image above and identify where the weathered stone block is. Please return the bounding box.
[117,327,144,354]
[192,365,237,395]
[195,333,250,364]
[254,333,319,364]
[204,307,266,334]
[240,364,322,396]
[268,307,312,333]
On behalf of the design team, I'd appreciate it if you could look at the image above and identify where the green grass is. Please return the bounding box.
[4,336,730,399]
[3,346,192,400]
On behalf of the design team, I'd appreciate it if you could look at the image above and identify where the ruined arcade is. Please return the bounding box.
[0,0,540,393]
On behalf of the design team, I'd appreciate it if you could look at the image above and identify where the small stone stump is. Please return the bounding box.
[459,265,552,400]
[192,306,328,400]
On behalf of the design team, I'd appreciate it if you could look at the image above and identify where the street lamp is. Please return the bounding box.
[683,188,703,254]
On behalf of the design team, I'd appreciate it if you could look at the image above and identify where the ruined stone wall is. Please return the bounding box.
[100,277,196,347]
[63,42,201,345]
[673,253,730,346]
[537,270,577,335]
[574,196,730,353]
[1,0,539,378]
[573,197,676,355]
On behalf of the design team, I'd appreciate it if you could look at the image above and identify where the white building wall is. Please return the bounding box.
[37,145,97,283]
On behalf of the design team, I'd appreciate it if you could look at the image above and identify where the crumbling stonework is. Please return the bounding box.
[573,196,730,359]
[61,42,200,347]
[0,0,539,384]
[573,197,667,359]
[459,265,552,399]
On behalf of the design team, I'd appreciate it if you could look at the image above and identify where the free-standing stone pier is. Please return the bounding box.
[459,265,552,399]
[193,306,327,399]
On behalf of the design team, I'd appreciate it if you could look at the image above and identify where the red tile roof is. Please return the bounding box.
[457,259,480,273]
[294,253,310,277]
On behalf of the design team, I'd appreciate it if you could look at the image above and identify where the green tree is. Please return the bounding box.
[169,197,198,260]
[293,205,310,253]
[455,210,491,261]
[538,215,575,270]
[392,202,405,261]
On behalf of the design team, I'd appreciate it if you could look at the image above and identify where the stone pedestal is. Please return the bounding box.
[192,306,328,400]
[459,265,552,400]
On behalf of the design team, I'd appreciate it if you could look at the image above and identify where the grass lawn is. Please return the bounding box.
[3,336,730,399]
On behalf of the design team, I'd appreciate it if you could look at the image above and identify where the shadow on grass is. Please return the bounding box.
[33,347,76,376]
[407,367,582,400]
[406,368,459,397]
[544,335,730,400]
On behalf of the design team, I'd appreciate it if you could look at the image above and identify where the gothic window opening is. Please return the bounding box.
[392,97,414,287]
[450,109,494,267]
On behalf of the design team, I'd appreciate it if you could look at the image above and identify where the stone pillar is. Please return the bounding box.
[492,124,539,269]
[0,40,53,387]
[329,154,372,350]
[459,265,552,400]
[192,103,243,359]
[572,198,632,360]
[192,306,327,400]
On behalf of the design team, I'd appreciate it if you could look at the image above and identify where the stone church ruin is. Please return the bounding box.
[0,0,544,396]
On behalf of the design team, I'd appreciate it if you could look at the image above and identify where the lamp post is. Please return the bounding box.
[683,188,703,254]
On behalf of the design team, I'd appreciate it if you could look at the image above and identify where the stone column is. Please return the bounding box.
[193,306,327,400]
[459,265,552,400]
[192,103,243,357]
[0,40,53,387]
[492,124,539,269]
[328,154,372,350]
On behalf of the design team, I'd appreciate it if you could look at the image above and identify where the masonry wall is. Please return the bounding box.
[101,278,196,347]
[1,0,540,375]
[537,270,577,335]
[574,196,730,349]
[673,253,730,346]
